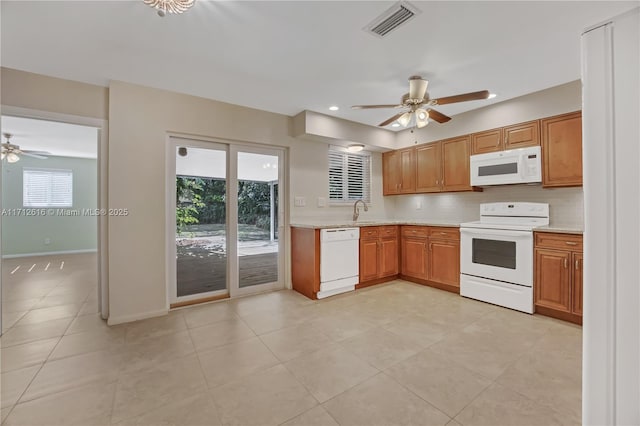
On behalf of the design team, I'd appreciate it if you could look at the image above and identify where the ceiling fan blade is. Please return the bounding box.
[427,108,451,123]
[378,112,405,127]
[408,76,428,100]
[21,152,48,159]
[351,104,403,109]
[432,90,490,105]
[22,150,51,155]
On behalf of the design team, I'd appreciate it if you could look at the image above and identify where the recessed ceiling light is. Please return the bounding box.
[488,93,497,99]
[391,123,400,128]
[329,106,339,111]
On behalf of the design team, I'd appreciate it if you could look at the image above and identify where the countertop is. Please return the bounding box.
[290,220,583,234]
[289,219,460,229]
[533,225,583,235]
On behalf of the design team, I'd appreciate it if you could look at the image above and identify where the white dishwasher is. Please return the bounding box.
[318,228,360,299]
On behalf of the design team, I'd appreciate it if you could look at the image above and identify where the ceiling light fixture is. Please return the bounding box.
[346,144,365,153]
[488,93,497,99]
[415,108,429,128]
[397,112,412,127]
[329,106,339,111]
[6,152,20,163]
[143,0,195,17]
[391,123,400,128]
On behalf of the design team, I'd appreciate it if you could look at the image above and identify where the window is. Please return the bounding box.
[23,168,73,207]
[328,149,371,204]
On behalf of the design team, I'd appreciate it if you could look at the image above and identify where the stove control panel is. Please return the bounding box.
[480,202,549,218]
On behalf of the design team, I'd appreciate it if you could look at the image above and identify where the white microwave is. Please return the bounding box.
[470,146,542,186]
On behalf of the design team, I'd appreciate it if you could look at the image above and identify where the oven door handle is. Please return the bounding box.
[460,228,532,238]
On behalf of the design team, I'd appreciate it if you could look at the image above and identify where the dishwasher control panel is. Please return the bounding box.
[321,228,360,241]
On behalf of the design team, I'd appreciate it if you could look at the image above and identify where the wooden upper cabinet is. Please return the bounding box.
[398,148,416,193]
[415,142,442,193]
[441,136,472,191]
[382,151,401,195]
[503,120,540,150]
[541,111,583,187]
[471,128,502,155]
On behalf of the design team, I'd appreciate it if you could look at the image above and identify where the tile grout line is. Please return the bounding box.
[2,266,94,423]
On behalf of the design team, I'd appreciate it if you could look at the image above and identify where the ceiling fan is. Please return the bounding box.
[352,75,490,128]
[1,133,50,163]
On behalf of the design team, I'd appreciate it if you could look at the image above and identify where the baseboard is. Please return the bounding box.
[107,308,169,326]
[2,249,98,259]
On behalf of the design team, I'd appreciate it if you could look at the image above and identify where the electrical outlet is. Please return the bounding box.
[317,197,326,207]
[44,238,51,245]
[416,199,422,210]
[294,196,306,207]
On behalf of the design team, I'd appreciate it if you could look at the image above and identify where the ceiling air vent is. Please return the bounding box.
[364,1,421,38]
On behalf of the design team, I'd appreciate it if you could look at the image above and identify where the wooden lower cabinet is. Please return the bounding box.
[428,239,460,289]
[358,226,399,287]
[534,232,583,324]
[401,237,428,280]
[400,226,460,293]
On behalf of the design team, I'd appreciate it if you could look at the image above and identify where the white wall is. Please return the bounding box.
[582,8,639,425]
[394,186,583,228]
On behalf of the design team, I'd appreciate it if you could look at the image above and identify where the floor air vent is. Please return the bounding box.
[364,1,421,38]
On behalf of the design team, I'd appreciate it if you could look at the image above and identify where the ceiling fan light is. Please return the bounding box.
[7,152,20,163]
[416,108,429,128]
[397,112,412,127]
[1,152,5,160]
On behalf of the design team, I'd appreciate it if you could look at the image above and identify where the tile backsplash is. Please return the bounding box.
[393,185,584,228]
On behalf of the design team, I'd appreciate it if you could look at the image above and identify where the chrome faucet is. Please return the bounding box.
[352,199,369,222]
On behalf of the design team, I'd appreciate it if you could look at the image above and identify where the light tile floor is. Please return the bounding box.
[1,254,582,425]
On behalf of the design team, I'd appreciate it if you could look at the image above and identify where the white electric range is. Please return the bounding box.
[459,202,549,313]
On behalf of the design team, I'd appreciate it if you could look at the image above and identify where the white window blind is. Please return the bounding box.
[23,168,73,207]
[328,149,371,204]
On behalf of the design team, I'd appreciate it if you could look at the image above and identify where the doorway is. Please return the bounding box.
[0,113,105,333]
[167,137,284,307]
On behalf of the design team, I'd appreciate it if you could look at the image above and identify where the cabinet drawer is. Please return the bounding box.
[428,227,460,241]
[379,226,398,239]
[401,226,429,238]
[360,227,379,240]
[534,232,582,251]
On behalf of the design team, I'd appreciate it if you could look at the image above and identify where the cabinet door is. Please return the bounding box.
[380,238,399,277]
[401,237,428,280]
[471,129,502,155]
[441,136,472,191]
[399,148,416,193]
[415,142,441,192]
[359,239,379,282]
[428,239,460,287]
[503,120,540,150]
[572,252,583,316]
[535,249,571,312]
[382,151,401,195]
[541,111,583,187]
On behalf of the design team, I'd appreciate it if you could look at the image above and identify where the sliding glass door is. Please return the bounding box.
[168,138,284,306]
[235,148,282,295]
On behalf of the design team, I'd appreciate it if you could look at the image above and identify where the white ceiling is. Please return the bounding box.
[1,1,637,129]
[1,116,98,159]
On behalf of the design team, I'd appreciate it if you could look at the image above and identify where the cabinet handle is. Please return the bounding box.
[429,242,433,251]
[440,232,447,235]
[564,258,568,269]
[565,241,578,246]
[575,259,580,270]
[505,134,508,145]
[496,139,501,147]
